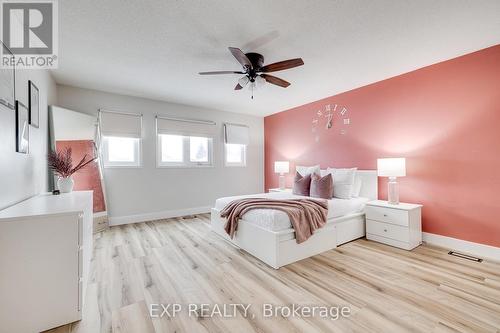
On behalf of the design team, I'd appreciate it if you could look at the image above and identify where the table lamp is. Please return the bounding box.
[274,161,290,190]
[377,158,406,205]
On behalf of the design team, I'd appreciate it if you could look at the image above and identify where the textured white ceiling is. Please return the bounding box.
[52,0,500,116]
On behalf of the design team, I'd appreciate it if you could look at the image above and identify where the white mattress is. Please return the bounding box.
[214,192,370,232]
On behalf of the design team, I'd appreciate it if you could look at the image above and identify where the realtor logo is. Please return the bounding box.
[1,0,58,68]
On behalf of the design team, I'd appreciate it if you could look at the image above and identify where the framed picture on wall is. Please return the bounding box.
[15,101,29,154]
[0,41,15,110]
[28,80,39,128]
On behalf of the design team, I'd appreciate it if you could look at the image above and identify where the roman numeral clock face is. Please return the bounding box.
[311,103,350,142]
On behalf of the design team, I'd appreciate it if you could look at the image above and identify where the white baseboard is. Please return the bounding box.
[422,232,500,262]
[108,206,211,226]
[93,211,108,218]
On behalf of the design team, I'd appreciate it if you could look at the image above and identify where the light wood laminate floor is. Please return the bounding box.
[45,214,500,333]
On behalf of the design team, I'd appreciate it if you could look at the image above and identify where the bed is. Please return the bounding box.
[210,170,377,269]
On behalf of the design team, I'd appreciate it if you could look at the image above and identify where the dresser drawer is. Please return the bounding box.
[365,206,409,226]
[366,219,410,243]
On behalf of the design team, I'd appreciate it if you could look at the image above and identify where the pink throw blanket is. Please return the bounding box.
[220,198,328,244]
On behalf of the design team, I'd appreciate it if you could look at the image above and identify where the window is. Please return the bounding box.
[102,136,141,167]
[158,134,213,167]
[99,110,142,168]
[224,123,249,167]
[160,134,183,163]
[156,116,216,167]
[225,143,246,167]
[190,136,209,162]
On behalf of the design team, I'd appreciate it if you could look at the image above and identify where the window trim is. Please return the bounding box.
[224,143,247,167]
[102,136,142,168]
[156,133,214,168]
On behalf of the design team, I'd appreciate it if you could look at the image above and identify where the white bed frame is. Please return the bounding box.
[211,170,378,269]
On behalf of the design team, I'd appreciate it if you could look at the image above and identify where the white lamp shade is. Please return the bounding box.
[377,158,406,177]
[274,161,290,174]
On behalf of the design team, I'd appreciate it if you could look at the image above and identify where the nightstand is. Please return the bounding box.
[268,188,292,193]
[365,200,422,250]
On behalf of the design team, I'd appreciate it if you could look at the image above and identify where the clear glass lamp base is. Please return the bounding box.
[279,175,285,190]
[388,177,399,205]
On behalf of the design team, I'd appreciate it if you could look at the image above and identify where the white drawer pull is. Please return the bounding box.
[384,229,387,232]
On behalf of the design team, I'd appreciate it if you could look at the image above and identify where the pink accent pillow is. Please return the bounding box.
[310,173,333,199]
[292,172,311,196]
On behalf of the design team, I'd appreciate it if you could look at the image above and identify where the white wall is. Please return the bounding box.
[0,69,57,210]
[56,85,264,223]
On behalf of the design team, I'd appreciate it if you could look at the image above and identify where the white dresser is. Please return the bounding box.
[0,191,93,333]
[365,200,422,250]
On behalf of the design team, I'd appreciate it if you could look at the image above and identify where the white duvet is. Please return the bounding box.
[214,192,369,232]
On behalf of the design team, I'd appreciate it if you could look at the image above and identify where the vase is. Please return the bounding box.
[57,176,74,193]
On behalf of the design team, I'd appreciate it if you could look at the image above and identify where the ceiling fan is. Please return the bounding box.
[199,47,304,98]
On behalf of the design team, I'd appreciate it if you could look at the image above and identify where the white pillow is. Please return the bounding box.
[326,167,357,199]
[352,177,362,197]
[296,165,320,177]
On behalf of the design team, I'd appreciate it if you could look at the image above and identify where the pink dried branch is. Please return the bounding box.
[48,147,96,178]
[70,154,96,174]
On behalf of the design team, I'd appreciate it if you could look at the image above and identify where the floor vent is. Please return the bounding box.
[448,251,483,262]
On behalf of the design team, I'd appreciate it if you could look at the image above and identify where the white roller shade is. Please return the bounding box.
[156,116,216,137]
[99,110,142,138]
[224,123,249,145]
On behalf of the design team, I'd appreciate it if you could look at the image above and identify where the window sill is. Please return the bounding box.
[156,164,215,169]
[103,165,142,169]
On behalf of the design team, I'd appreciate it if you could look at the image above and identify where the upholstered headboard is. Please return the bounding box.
[319,169,378,200]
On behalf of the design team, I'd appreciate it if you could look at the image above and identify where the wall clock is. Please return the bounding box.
[311,103,351,142]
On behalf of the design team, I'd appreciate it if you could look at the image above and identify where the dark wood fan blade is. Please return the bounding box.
[259,58,304,73]
[228,47,252,69]
[234,83,243,90]
[199,71,245,75]
[260,74,290,88]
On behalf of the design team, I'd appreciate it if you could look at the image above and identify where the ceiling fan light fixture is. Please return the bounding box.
[199,47,303,97]
[256,75,266,87]
[248,81,256,91]
[238,75,249,86]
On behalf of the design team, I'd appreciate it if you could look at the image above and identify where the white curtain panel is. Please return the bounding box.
[99,110,142,138]
[224,123,249,145]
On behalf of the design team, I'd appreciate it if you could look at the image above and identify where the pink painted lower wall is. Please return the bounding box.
[56,140,106,213]
[264,45,500,247]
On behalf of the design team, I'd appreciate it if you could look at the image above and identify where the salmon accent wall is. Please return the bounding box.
[56,140,106,213]
[264,45,500,247]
